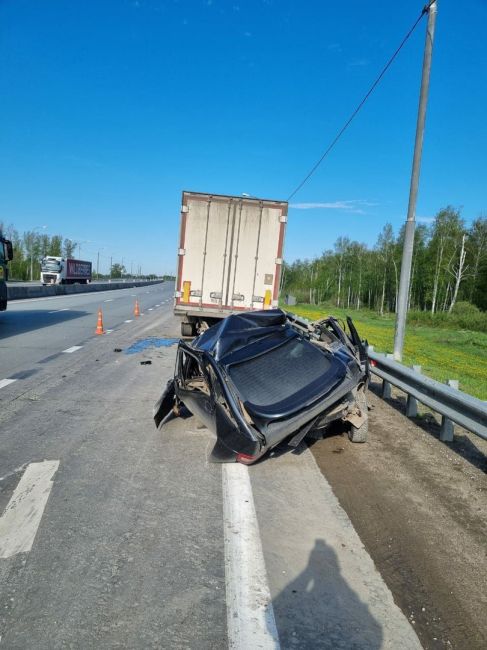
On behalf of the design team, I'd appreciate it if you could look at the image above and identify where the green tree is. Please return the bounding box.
[63,238,77,258]
[110,263,126,278]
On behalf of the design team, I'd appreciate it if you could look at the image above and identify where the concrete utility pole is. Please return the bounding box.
[394,0,438,360]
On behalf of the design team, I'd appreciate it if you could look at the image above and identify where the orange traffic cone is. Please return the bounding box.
[134,299,140,318]
[95,308,105,335]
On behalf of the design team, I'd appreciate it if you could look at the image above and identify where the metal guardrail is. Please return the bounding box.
[368,348,487,442]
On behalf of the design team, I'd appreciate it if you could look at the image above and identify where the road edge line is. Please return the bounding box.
[222,463,280,649]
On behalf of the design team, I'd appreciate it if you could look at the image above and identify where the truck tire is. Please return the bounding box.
[348,389,368,443]
[181,321,194,337]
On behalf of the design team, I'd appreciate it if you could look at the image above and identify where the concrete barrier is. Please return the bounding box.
[7,280,164,301]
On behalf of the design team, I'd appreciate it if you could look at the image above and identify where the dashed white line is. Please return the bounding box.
[222,463,280,649]
[0,460,60,558]
[62,346,83,354]
[104,299,113,303]
[0,378,17,390]
[148,308,153,311]
[48,308,69,313]
[105,329,114,334]
[124,319,133,323]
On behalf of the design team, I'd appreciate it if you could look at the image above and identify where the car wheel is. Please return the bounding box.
[348,389,368,443]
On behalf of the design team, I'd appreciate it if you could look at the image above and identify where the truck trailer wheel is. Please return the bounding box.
[181,321,195,337]
[348,389,368,443]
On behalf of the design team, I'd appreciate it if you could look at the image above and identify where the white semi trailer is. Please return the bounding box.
[174,191,288,336]
[41,257,92,285]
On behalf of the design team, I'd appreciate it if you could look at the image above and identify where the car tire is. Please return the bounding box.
[348,389,368,443]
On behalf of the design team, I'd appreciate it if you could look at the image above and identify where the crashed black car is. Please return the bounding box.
[154,309,369,464]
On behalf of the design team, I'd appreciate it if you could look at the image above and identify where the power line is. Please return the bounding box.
[287,1,436,202]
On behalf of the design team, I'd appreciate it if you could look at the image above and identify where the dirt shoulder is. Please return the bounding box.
[310,380,487,650]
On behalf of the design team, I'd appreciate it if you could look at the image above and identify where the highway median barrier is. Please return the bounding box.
[7,280,164,301]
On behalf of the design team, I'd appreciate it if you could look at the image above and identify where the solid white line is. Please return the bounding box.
[222,463,280,650]
[62,346,83,354]
[124,319,133,323]
[0,460,60,558]
[0,379,17,390]
[48,308,69,313]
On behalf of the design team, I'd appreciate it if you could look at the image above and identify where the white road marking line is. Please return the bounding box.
[48,308,69,313]
[124,319,133,323]
[0,379,17,390]
[62,346,83,354]
[0,460,60,558]
[104,299,113,302]
[105,329,114,334]
[148,308,153,311]
[155,304,160,307]
[222,463,280,650]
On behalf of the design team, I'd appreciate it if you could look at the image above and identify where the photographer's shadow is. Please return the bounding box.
[270,539,383,649]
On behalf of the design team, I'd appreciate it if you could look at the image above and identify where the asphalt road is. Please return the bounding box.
[0,288,485,649]
[0,282,172,379]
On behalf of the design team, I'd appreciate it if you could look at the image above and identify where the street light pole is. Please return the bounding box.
[394,0,437,361]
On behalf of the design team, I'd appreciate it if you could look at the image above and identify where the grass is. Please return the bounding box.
[284,303,487,400]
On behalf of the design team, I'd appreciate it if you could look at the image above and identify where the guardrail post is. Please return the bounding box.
[406,365,421,417]
[439,379,459,442]
[381,354,394,399]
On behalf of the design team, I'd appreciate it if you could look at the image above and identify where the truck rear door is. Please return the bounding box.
[176,192,287,313]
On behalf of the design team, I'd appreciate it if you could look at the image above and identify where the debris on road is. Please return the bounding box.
[154,309,369,464]
[140,360,152,365]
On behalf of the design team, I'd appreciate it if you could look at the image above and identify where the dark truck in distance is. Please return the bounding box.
[154,309,369,464]
[0,236,14,311]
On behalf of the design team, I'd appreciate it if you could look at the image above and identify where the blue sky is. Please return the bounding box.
[1,0,486,275]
